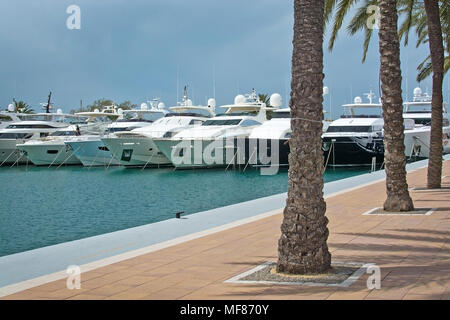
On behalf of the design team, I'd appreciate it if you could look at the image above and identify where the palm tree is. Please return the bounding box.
[326,0,449,75]
[333,0,447,190]
[423,0,445,189]
[399,1,449,82]
[378,0,414,211]
[277,0,331,274]
[13,99,34,114]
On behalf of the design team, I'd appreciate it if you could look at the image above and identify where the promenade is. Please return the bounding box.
[2,160,449,300]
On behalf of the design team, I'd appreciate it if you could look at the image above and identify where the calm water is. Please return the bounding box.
[0,166,369,257]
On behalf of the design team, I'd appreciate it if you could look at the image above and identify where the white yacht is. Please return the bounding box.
[101,95,215,167]
[248,89,331,167]
[153,89,278,169]
[321,91,386,167]
[0,111,87,166]
[17,125,86,166]
[0,104,24,129]
[403,87,450,158]
[67,101,168,167]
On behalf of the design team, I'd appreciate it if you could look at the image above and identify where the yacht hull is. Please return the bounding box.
[17,143,81,166]
[322,136,385,167]
[404,126,450,159]
[0,139,29,165]
[154,138,254,169]
[101,137,171,167]
[247,138,290,167]
[66,140,121,167]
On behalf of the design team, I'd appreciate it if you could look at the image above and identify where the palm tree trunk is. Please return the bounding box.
[277,0,331,274]
[424,0,444,189]
[378,0,414,212]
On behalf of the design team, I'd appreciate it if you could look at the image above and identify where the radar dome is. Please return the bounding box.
[323,86,329,95]
[413,87,422,96]
[186,99,193,106]
[207,98,216,108]
[94,108,100,113]
[158,102,166,110]
[56,108,63,114]
[140,103,148,110]
[234,94,246,105]
[118,108,124,115]
[269,93,282,108]
[354,96,362,104]
[7,104,14,112]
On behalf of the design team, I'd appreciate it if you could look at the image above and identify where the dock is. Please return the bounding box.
[1,157,449,300]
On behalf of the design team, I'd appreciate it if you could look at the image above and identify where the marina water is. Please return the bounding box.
[0,166,369,257]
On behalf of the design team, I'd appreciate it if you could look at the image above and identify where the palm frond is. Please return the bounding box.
[398,0,416,46]
[328,0,358,51]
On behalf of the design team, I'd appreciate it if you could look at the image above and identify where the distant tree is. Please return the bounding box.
[86,99,115,112]
[69,98,138,114]
[117,100,137,110]
[13,99,34,114]
[258,93,273,119]
[258,94,271,106]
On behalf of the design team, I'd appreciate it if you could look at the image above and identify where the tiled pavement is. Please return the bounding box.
[2,161,449,300]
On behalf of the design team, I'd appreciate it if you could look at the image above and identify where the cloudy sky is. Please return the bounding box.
[0,0,447,119]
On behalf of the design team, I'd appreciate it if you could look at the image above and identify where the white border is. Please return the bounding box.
[361,207,435,216]
[224,261,373,288]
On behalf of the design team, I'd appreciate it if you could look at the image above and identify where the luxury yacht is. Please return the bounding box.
[17,125,86,166]
[0,111,87,165]
[101,95,215,167]
[14,107,122,166]
[403,87,450,158]
[67,101,168,167]
[248,88,331,167]
[153,89,279,169]
[0,105,24,129]
[322,91,386,167]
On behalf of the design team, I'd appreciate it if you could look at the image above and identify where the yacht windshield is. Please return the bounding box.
[202,119,242,126]
[327,126,373,133]
[0,132,33,139]
[271,111,291,119]
[106,127,129,134]
[6,124,55,129]
[0,115,13,121]
[50,131,78,136]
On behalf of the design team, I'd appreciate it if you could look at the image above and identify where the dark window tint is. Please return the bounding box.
[50,131,77,137]
[326,126,372,133]
[271,111,291,119]
[0,132,33,139]
[6,124,54,129]
[202,119,242,126]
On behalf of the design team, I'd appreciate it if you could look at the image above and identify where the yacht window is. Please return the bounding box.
[6,124,55,129]
[40,132,50,138]
[326,126,373,133]
[409,118,432,126]
[202,119,242,126]
[240,119,261,127]
[106,127,129,134]
[189,119,204,125]
[50,131,78,137]
[0,115,13,121]
[271,111,291,119]
[0,132,33,139]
